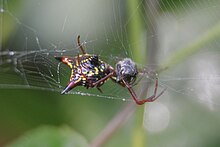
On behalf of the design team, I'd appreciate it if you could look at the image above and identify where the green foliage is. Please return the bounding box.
[7,126,88,147]
[1,0,220,147]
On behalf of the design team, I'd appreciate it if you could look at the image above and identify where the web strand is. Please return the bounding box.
[0,0,220,108]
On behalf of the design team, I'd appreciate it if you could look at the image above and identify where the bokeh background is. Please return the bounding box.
[1,0,220,147]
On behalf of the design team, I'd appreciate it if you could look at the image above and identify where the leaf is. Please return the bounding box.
[6,126,88,147]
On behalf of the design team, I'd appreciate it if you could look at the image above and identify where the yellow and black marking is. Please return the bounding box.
[56,53,112,94]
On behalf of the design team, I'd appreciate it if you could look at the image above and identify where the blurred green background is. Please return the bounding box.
[1,0,220,147]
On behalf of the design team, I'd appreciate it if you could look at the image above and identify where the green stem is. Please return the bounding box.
[127,0,145,64]
[127,0,146,147]
[160,21,220,71]
[132,106,145,147]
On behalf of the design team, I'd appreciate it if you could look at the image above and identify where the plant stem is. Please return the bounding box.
[89,103,136,147]
[90,0,161,146]
[127,0,144,64]
[127,0,147,146]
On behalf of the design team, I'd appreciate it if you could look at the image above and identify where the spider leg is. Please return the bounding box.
[87,65,115,88]
[141,78,167,102]
[78,58,114,92]
[91,72,115,87]
[122,78,166,105]
[81,71,113,93]
[77,35,86,54]
[131,74,143,87]
[97,87,103,93]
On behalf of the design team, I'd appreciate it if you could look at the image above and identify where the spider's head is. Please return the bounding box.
[115,58,138,85]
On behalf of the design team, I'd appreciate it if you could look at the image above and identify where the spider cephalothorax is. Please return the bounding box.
[55,35,166,105]
[115,58,138,85]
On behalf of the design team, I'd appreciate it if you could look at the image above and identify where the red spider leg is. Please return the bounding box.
[92,72,115,87]
[79,66,114,93]
[77,35,86,54]
[75,58,115,90]
[122,78,166,105]
[91,66,115,87]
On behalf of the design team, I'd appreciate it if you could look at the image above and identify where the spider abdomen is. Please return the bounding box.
[60,54,110,89]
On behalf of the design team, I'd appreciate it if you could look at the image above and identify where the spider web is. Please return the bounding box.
[0,0,167,102]
[1,0,220,146]
[1,0,220,104]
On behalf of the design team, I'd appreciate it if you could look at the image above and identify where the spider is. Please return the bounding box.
[55,35,166,105]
